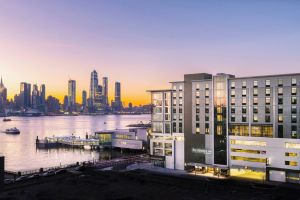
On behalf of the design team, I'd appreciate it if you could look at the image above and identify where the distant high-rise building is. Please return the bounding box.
[102,77,108,105]
[90,70,98,102]
[112,81,122,112]
[63,95,68,111]
[68,80,76,112]
[0,77,7,112]
[82,90,87,108]
[40,84,46,111]
[46,96,60,113]
[31,84,40,109]
[20,82,31,109]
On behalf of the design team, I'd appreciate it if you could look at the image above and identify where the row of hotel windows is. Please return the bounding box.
[230,140,300,149]
[152,122,183,133]
[230,87,297,97]
[230,96,298,105]
[230,78,297,89]
[231,105,298,114]
[230,156,298,166]
[230,114,298,123]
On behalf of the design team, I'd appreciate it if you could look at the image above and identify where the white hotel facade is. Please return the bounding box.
[149,73,300,184]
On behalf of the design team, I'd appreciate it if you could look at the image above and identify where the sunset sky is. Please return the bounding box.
[0,0,300,105]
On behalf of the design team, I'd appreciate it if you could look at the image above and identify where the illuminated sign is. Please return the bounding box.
[192,148,212,155]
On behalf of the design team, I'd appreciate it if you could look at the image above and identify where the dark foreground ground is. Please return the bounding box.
[1,169,300,200]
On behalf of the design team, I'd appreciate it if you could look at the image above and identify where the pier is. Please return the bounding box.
[36,135,99,149]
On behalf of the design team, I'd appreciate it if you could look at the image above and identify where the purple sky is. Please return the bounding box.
[0,0,299,105]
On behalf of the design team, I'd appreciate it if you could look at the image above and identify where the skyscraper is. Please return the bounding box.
[20,82,31,109]
[102,77,108,105]
[68,80,76,112]
[31,84,40,109]
[82,90,87,109]
[0,77,7,112]
[40,84,46,111]
[112,81,122,112]
[89,70,98,102]
[63,95,68,111]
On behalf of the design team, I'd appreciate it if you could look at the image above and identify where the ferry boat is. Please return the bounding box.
[5,128,20,134]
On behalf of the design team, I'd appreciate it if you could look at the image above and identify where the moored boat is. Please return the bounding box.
[3,118,12,122]
[5,127,20,134]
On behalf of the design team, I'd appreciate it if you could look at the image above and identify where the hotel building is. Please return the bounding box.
[149,73,300,184]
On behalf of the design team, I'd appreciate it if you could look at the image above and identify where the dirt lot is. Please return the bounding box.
[1,169,300,200]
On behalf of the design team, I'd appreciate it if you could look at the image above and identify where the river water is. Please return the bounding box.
[0,115,150,171]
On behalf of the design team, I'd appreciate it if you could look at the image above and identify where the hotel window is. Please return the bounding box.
[253,88,258,96]
[265,115,271,123]
[265,106,271,114]
[266,80,271,87]
[179,123,183,133]
[152,122,163,133]
[230,140,266,146]
[292,115,297,123]
[278,79,283,86]
[179,108,183,113]
[205,83,209,90]
[242,114,247,122]
[242,81,247,88]
[205,123,209,134]
[242,89,247,96]
[278,106,283,114]
[217,125,223,135]
[286,142,300,149]
[253,106,258,114]
[231,98,235,105]
[292,87,297,95]
[292,78,297,86]
[285,161,297,166]
[253,97,258,105]
[292,106,297,114]
[217,114,223,122]
[242,97,247,105]
[231,114,236,122]
[278,125,283,138]
[242,106,247,114]
[292,96,297,104]
[205,90,209,97]
[265,88,271,96]
[179,85,183,91]
[196,83,200,90]
[179,114,183,121]
[278,87,283,95]
[253,81,258,88]
[205,107,209,114]
[196,91,200,98]
[253,114,258,122]
[231,107,235,114]
[173,108,176,114]
[196,115,200,121]
[173,92,177,98]
[172,85,177,90]
[196,98,200,106]
[179,92,183,98]
[205,98,209,105]
[172,123,176,133]
[231,90,235,97]
[196,108,200,113]
[265,97,271,105]
[286,152,298,157]
[179,99,183,106]
[278,97,283,105]
[165,123,171,133]
[231,81,235,89]
[173,114,177,120]
[205,114,209,122]
[196,123,200,134]
[173,101,177,106]
[278,114,283,123]
[292,125,297,139]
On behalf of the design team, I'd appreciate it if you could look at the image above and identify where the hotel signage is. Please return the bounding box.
[192,148,212,155]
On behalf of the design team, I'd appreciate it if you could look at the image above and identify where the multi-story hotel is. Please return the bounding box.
[149,73,300,184]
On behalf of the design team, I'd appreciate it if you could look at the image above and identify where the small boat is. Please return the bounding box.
[5,127,20,134]
[3,118,12,122]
